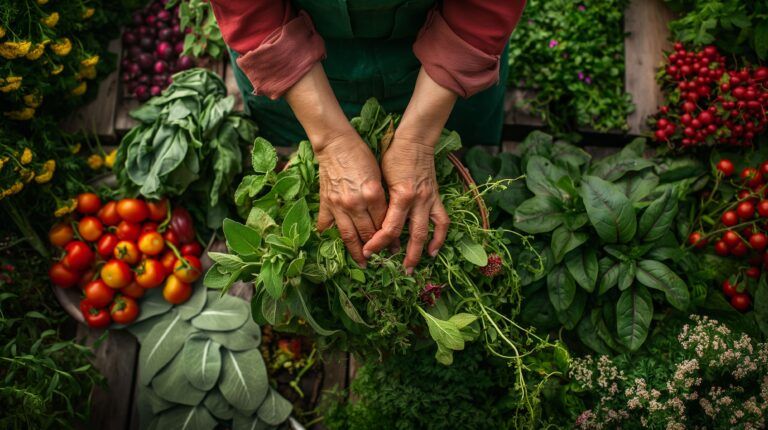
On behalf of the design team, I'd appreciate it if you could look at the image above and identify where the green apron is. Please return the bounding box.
[229,0,509,147]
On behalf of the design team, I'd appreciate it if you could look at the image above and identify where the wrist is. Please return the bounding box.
[313,126,363,156]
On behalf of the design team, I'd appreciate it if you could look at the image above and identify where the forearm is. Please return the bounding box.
[395,67,458,148]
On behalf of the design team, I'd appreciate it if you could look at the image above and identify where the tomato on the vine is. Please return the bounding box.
[97,201,121,226]
[731,242,749,257]
[138,231,165,256]
[49,262,80,288]
[758,200,768,218]
[135,258,165,289]
[114,241,141,265]
[78,269,96,288]
[116,221,141,241]
[77,193,102,215]
[147,199,168,221]
[97,234,119,259]
[101,259,133,289]
[722,279,738,297]
[110,295,139,324]
[714,240,729,256]
[760,161,768,177]
[746,266,761,279]
[62,241,94,271]
[731,293,751,312]
[163,229,180,247]
[81,303,111,328]
[49,223,74,247]
[180,242,202,257]
[173,255,202,283]
[83,279,115,308]
[117,198,149,223]
[78,216,104,242]
[741,167,763,188]
[737,201,755,219]
[721,211,739,227]
[750,233,768,251]
[716,159,735,176]
[163,275,192,304]
[722,231,741,248]
[687,232,706,248]
[160,250,177,275]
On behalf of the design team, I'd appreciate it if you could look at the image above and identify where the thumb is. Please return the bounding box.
[317,202,334,232]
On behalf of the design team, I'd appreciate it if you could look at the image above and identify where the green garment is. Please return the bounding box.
[229,0,508,146]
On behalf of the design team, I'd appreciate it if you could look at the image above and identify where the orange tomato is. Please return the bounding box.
[116,198,149,223]
[77,193,102,215]
[97,200,121,226]
[163,275,192,304]
[173,255,202,283]
[137,231,165,256]
[113,241,141,265]
[77,216,104,242]
[110,295,139,324]
[120,282,146,299]
[49,223,74,247]
[100,259,132,289]
[160,250,177,275]
[135,258,165,289]
[147,198,168,221]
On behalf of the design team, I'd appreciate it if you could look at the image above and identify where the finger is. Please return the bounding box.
[388,238,401,255]
[352,211,377,243]
[403,204,431,274]
[427,200,450,257]
[317,202,334,232]
[362,181,387,230]
[334,211,367,268]
[363,193,412,257]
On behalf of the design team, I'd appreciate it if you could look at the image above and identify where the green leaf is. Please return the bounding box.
[513,195,564,234]
[251,137,277,173]
[203,264,232,290]
[139,311,195,385]
[155,405,217,430]
[581,175,637,243]
[257,388,293,425]
[417,306,464,350]
[207,252,247,272]
[182,335,222,391]
[576,311,612,355]
[434,343,454,366]
[565,247,598,292]
[282,198,311,246]
[337,286,372,327]
[754,276,768,337]
[285,255,306,278]
[232,414,270,430]
[191,295,250,331]
[551,226,587,263]
[287,284,338,336]
[637,190,678,242]
[598,258,620,295]
[223,219,262,255]
[616,285,653,351]
[219,349,269,411]
[133,288,174,324]
[618,260,637,291]
[203,389,234,420]
[152,354,207,406]
[457,237,488,266]
[616,170,659,202]
[547,265,576,311]
[557,289,586,330]
[755,21,768,60]
[176,282,208,320]
[448,313,478,329]
[525,155,567,198]
[589,140,654,182]
[635,260,690,311]
[259,258,285,299]
[246,207,277,235]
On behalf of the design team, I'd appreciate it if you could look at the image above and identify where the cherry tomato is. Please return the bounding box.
[114,241,141,265]
[135,258,166,289]
[723,231,741,248]
[163,229,180,246]
[147,198,168,221]
[732,241,749,257]
[138,231,165,256]
[721,211,739,227]
[78,268,96,288]
[120,282,146,299]
[731,293,751,312]
[83,279,115,308]
[180,242,202,257]
[100,259,133,289]
[82,303,111,328]
[716,159,735,176]
[173,255,202,283]
[116,221,141,241]
[160,250,177,275]
[761,161,768,177]
[97,234,120,259]
[759,200,768,218]
[141,222,159,233]
[49,223,74,247]
[722,279,738,297]
[110,295,139,325]
[117,198,149,223]
[737,201,755,220]
[738,190,752,201]
[163,275,192,304]
[62,241,94,271]
[49,262,80,288]
[746,266,761,279]
[78,216,104,242]
[97,201,121,226]
[687,232,707,249]
[714,240,730,256]
[169,207,195,244]
[741,167,763,188]
[77,193,102,215]
[750,233,768,251]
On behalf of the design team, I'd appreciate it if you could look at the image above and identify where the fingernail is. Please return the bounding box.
[430,248,440,258]
[405,267,414,275]
[363,249,372,258]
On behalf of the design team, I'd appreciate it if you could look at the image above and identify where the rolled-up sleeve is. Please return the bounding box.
[413,1,526,98]
[210,1,326,99]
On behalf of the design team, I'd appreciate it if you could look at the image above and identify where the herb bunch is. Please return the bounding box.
[166,0,225,60]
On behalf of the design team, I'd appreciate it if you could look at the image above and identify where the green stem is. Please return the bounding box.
[2,200,48,258]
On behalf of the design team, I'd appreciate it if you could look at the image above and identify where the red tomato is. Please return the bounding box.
[721,211,739,227]
[114,241,141,265]
[147,198,168,221]
[49,262,80,288]
[138,231,165,256]
[750,233,768,251]
[687,232,707,249]
[731,293,751,312]
[62,241,95,271]
[737,190,752,201]
[49,223,74,248]
[761,161,768,177]
[759,200,768,218]
[116,221,141,241]
[741,167,763,188]
[100,259,133,289]
[141,222,159,233]
[120,282,146,299]
[160,250,177,275]
[723,231,741,248]
[714,240,730,256]
[737,201,755,220]
[746,266,761,279]
[163,229,180,246]
[82,303,111,328]
[135,259,166,289]
[110,295,139,324]
[97,234,119,259]
[716,159,735,176]
[116,198,149,223]
[173,255,202,283]
[97,201,121,226]
[180,242,202,257]
[78,216,104,242]
[83,279,115,308]
[732,241,749,257]
[163,275,192,304]
[77,193,102,215]
[722,279,738,297]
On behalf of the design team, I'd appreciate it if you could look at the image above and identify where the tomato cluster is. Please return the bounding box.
[48,193,203,328]
[652,43,768,148]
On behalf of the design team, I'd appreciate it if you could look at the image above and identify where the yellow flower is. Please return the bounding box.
[71,81,87,96]
[19,168,35,183]
[79,65,97,80]
[70,143,81,154]
[6,182,23,196]
[51,64,64,75]
[0,26,5,39]
[41,12,59,28]
[54,199,77,217]
[0,41,32,59]
[82,8,95,19]
[104,149,118,169]
[23,93,42,108]
[20,148,33,165]
[37,0,49,4]
[81,55,99,67]
[0,159,4,170]
[25,43,45,60]
[0,76,22,93]
[87,154,104,170]
[50,38,71,56]
[35,160,55,184]
[4,107,35,121]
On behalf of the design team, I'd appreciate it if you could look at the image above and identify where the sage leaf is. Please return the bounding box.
[152,354,207,406]
[139,311,195,385]
[246,207,277,234]
[207,329,260,352]
[616,285,653,351]
[565,247,598,292]
[191,295,249,331]
[260,258,286,300]
[133,288,173,324]
[176,282,207,320]
[514,195,564,234]
[257,388,293,425]
[251,137,277,173]
[219,349,269,411]
[155,405,217,430]
[203,389,234,421]
[551,226,588,264]
[207,252,247,272]
[223,219,262,255]
[182,335,222,391]
[637,190,678,242]
[232,414,270,430]
[581,175,637,243]
[457,237,488,266]
[417,306,464,350]
[635,259,690,311]
[547,265,576,311]
[287,284,338,336]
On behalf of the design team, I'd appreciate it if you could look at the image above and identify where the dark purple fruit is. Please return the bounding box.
[128,46,143,59]
[174,41,184,55]
[153,60,168,74]
[146,15,157,26]
[137,74,150,84]
[176,56,194,71]
[158,28,173,41]
[150,85,162,97]
[156,42,174,60]
[126,62,141,75]
[139,37,154,51]
[157,10,171,21]
[132,12,144,26]
[122,32,137,46]
[134,85,150,101]
[137,53,154,71]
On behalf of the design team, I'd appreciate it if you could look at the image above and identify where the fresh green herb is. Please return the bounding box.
[166,0,225,59]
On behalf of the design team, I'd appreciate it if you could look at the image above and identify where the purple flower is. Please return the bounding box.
[578,71,585,80]
[578,5,586,11]
[585,76,592,84]
[549,39,559,49]
[419,283,445,306]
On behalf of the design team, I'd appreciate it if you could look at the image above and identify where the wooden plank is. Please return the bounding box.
[624,0,675,135]
[63,38,122,139]
[114,97,140,134]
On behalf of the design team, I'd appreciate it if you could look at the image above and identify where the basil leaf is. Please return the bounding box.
[551,226,588,263]
[565,247,598,293]
[598,257,621,295]
[251,137,277,173]
[417,306,464,351]
[223,219,262,255]
[514,195,565,234]
[526,155,568,198]
[259,258,285,300]
[637,190,679,242]
[581,175,637,243]
[547,265,576,311]
[635,259,690,311]
[457,237,488,266]
[556,289,586,330]
[616,285,653,351]
[282,198,311,246]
